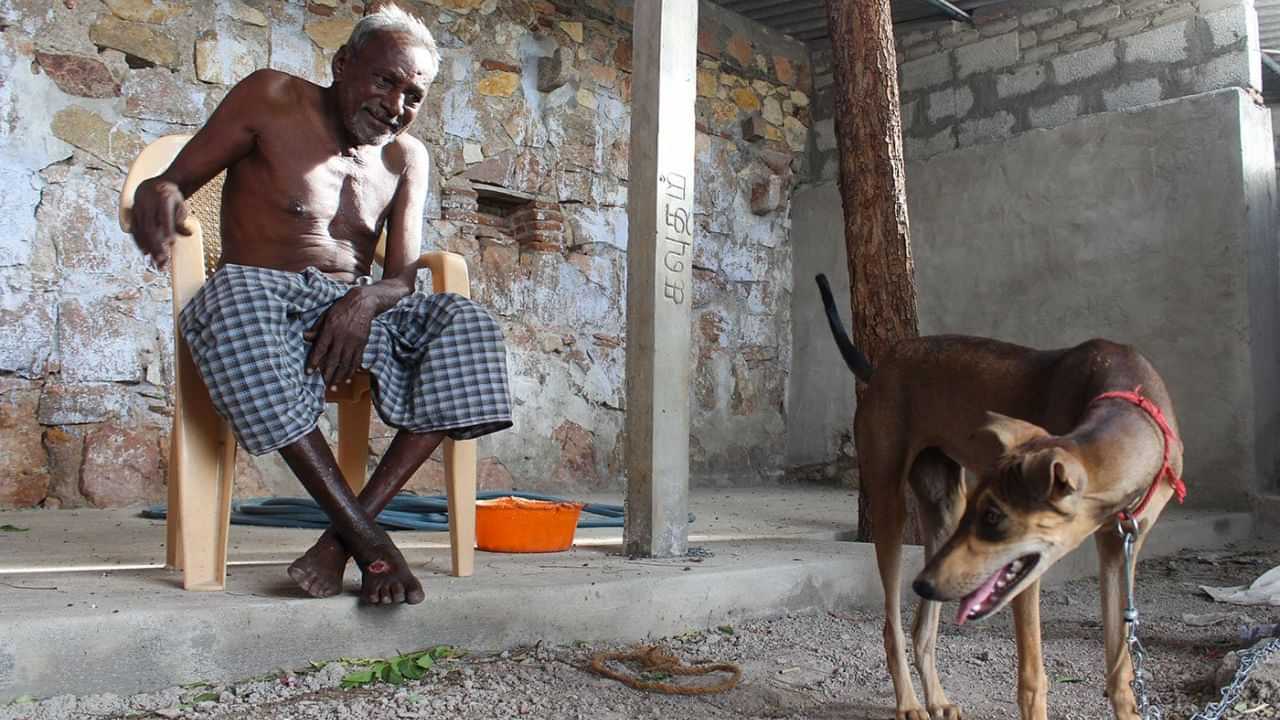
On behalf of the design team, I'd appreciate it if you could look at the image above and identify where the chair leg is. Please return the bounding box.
[337,394,372,494]
[444,438,477,577]
[165,423,183,570]
[177,424,234,591]
[173,338,235,591]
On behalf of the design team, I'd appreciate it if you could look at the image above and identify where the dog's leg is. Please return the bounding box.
[909,449,965,720]
[1011,580,1049,720]
[870,454,929,720]
[1096,518,1156,720]
[1097,528,1136,718]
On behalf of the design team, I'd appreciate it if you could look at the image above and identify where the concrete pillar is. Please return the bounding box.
[623,0,697,558]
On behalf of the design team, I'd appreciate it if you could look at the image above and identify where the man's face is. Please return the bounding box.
[334,32,433,146]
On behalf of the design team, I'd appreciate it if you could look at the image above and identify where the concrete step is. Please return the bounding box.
[0,509,1253,701]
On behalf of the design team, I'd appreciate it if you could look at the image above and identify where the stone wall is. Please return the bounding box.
[0,0,813,508]
[809,0,1261,178]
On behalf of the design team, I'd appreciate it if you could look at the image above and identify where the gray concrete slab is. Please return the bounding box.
[0,488,1255,702]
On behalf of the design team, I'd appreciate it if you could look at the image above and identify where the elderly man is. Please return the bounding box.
[129,5,512,605]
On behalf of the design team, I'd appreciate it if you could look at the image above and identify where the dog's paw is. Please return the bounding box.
[896,708,930,720]
[929,704,962,720]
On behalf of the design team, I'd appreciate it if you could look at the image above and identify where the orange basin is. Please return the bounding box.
[475,496,585,553]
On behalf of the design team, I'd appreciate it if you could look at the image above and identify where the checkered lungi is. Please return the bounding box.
[179,264,513,456]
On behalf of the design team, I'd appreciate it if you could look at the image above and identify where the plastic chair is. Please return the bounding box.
[119,135,477,590]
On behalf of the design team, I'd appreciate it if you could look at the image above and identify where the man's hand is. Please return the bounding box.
[306,288,377,388]
[130,178,191,271]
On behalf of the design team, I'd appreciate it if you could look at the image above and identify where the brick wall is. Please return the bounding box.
[809,0,1261,178]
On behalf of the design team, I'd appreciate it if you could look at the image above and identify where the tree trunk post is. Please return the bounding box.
[823,0,923,544]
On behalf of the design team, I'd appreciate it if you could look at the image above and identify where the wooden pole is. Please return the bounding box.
[823,0,923,543]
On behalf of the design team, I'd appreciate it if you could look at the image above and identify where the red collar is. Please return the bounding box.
[1089,386,1187,521]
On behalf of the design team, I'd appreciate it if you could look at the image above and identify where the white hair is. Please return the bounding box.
[348,4,440,84]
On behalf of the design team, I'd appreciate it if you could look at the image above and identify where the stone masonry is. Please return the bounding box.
[0,0,812,507]
[809,0,1261,179]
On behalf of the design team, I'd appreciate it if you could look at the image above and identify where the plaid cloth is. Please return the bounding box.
[179,264,512,456]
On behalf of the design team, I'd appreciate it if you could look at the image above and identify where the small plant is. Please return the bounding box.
[340,646,461,689]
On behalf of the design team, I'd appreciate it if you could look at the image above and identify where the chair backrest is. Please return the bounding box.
[188,173,225,278]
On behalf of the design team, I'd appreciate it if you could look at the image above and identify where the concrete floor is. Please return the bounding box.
[0,486,1257,702]
[0,487,856,574]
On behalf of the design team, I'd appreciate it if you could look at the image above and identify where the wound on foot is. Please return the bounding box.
[367,559,391,574]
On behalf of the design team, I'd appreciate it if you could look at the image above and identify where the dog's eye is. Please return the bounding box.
[981,507,1005,527]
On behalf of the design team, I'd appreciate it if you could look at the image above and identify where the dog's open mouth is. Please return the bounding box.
[955,553,1040,625]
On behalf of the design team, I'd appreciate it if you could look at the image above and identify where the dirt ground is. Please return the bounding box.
[3,540,1279,720]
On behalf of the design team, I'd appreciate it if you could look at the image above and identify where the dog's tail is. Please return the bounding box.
[815,273,874,383]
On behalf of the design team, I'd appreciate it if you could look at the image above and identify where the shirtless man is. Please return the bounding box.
[128,6,512,605]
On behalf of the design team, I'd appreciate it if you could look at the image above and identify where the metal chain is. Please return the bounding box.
[1121,520,1162,720]
[1119,519,1280,720]
[1187,636,1280,719]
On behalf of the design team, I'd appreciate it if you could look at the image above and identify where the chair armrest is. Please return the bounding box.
[416,251,471,298]
[119,135,193,233]
[121,135,207,307]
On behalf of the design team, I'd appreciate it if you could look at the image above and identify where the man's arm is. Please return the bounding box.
[368,138,430,309]
[130,69,284,269]
[305,140,430,387]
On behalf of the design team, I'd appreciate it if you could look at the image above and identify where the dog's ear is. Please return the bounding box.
[1022,448,1088,505]
[1049,451,1087,500]
[969,412,1050,467]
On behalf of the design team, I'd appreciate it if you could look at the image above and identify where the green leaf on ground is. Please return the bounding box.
[179,681,211,689]
[717,625,735,635]
[10,695,35,705]
[191,692,219,703]
[340,670,375,688]
[337,647,460,689]
[0,525,29,532]
[398,658,424,680]
[339,657,381,666]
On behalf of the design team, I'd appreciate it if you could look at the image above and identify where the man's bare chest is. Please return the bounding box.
[248,135,401,238]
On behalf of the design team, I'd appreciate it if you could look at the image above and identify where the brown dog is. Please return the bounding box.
[816,275,1185,720]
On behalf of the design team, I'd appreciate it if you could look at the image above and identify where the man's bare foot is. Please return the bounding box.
[358,544,425,605]
[287,536,349,598]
